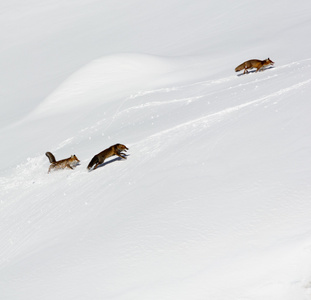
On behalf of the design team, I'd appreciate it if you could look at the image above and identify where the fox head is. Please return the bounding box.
[70,155,80,163]
[116,144,129,152]
[266,58,274,65]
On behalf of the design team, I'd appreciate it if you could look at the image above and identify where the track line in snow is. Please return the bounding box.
[132,77,311,149]
[113,74,280,116]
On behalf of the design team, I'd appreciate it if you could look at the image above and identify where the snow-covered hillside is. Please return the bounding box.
[1,1,311,300]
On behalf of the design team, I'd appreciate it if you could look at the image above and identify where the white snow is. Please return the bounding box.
[1,1,311,299]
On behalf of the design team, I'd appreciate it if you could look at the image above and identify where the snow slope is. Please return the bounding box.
[1,1,311,300]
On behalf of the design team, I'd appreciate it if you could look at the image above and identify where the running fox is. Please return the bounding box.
[87,143,129,171]
[235,58,274,74]
[45,152,80,173]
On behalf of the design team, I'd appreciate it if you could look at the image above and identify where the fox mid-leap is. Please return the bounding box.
[87,143,129,171]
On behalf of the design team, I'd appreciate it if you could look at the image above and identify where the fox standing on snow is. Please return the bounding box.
[45,152,80,173]
[235,58,274,74]
[87,143,129,171]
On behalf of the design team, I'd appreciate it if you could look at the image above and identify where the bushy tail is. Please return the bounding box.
[87,155,98,170]
[46,152,56,163]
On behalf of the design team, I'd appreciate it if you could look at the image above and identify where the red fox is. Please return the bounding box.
[45,152,80,173]
[235,58,274,74]
[87,143,129,171]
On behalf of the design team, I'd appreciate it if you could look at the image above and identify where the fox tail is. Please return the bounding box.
[87,155,98,170]
[46,152,56,163]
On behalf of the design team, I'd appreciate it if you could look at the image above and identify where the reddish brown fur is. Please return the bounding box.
[46,152,80,173]
[235,58,274,74]
[87,144,129,171]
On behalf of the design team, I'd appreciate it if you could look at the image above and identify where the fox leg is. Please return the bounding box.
[116,153,127,159]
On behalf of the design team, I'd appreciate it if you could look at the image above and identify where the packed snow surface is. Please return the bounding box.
[1,1,311,300]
